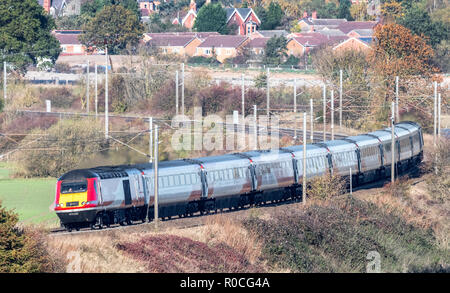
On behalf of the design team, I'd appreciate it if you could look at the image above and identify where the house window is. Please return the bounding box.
[226,49,232,55]
[205,49,211,54]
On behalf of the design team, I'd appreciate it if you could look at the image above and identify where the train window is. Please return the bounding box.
[168,176,174,186]
[158,177,163,188]
[61,182,87,194]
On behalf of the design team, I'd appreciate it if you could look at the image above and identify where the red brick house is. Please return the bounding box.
[225,8,261,36]
[172,0,197,29]
[52,30,86,55]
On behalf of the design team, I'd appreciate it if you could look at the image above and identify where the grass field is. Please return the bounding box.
[0,162,59,226]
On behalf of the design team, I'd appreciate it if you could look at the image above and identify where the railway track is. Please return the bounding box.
[48,169,424,237]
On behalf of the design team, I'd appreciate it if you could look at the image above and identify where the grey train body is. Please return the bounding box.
[57,121,424,229]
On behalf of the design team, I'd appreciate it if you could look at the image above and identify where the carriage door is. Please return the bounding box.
[123,180,132,205]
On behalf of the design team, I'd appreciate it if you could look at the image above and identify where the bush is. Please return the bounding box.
[0,203,63,272]
[38,87,78,109]
[14,118,105,177]
[308,172,346,200]
[187,56,220,65]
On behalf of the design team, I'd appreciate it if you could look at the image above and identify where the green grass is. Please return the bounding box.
[0,163,58,226]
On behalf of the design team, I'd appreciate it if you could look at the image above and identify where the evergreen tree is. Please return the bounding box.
[263,36,288,65]
[80,5,144,54]
[193,3,228,34]
[338,0,354,20]
[0,0,61,73]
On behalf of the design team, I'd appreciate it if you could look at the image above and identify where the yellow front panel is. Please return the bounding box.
[59,192,88,208]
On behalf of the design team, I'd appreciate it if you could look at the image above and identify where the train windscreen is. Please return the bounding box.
[61,181,87,194]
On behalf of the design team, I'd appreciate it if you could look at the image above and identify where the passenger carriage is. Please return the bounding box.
[54,122,424,231]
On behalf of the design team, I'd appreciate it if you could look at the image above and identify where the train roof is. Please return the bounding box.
[282,144,328,156]
[394,121,420,133]
[321,139,357,152]
[344,134,380,147]
[58,169,99,181]
[193,154,251,168]
[385,126,411,137]
[367,130,392,142]
[239,149,293,162]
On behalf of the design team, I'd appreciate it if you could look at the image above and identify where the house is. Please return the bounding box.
[247,37,270,56]
[39,0,83,17]
[53,30,86,55]
[286,32,348,57]
[347,29,373,38]
[250,30,289,39]
[337,21,378,34]
[146,35,202,57]
[297,12,348,32]
[139,0,160,22]
[172,0,198,29]
[143,32,220,43]
[195,35,248,62]
[225,8,261,36]
[332,37,372,52]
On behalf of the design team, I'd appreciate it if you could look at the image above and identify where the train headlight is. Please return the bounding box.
[81,201,86,206]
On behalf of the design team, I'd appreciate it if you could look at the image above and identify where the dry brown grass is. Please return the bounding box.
[202,214,263,265]
[46,212,266,273]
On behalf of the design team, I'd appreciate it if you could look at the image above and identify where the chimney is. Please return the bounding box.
[43,0,51,13]
[312,11,317,19]
[303,11,308,18]
[190,0,196,11]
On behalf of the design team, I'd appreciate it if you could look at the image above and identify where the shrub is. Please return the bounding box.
[0,202,63,272]
[14,118,105,177]
[187,56,220,65]
[307,172,346,200]
[38,87,78,109]
[383,176,411,198]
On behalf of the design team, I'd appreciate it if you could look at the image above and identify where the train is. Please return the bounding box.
[54,121,423,232]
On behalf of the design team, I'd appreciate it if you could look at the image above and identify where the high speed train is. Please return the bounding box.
[54,121,423,231]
